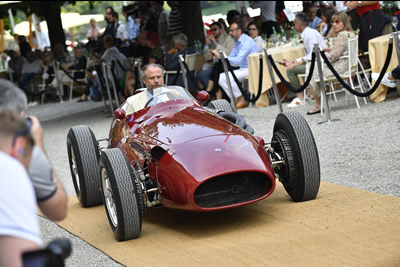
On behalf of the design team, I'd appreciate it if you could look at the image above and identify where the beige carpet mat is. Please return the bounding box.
[57,182,400,266]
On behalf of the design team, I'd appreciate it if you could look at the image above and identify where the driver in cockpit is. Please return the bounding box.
[124,63,182,114]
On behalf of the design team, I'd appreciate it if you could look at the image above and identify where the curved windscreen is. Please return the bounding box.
[150,86,195,104]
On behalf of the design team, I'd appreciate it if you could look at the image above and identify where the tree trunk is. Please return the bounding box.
[41,4,65,51]
[180,1,205,47]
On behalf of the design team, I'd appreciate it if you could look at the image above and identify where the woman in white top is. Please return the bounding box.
[247,21,266,52]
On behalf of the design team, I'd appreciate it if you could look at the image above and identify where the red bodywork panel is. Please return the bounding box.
[108,99,276,211]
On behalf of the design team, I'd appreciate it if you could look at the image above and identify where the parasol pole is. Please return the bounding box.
[8,9,15,34]
[28,15,33,47]
[0,19,4,53]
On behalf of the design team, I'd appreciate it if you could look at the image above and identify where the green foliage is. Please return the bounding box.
[381,1,399,16]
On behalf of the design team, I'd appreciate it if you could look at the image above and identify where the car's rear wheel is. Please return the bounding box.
[208,99,234,113]
[271,111,320,202]
[67,125,102,207]
[99,148,144,241]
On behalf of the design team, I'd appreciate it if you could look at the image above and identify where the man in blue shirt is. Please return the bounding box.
[307,4,322,29]
[218,21,258,109]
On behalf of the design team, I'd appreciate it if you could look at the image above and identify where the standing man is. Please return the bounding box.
[282,12,327,108]
[250,1,279,38]
[0,109,41,267]
[152,1,170,44]
[344,1,384,52]
[0,79,68,222]
[103,6,116,39]
[217,21,258,109]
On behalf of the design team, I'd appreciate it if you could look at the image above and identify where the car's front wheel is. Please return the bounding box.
[67,125,102,207]
[99,148,144,241]
[271,111,320,202]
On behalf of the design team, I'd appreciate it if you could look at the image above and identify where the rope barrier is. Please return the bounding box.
[320,40,393,97]
[223,57,263,103]
[267,52,317,93]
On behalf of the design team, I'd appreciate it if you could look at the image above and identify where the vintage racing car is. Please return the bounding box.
[67,86,320,241]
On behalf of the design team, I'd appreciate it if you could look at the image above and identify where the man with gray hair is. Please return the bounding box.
[124,63,183,114]
[165,32,196,91]
[0,79,68,222]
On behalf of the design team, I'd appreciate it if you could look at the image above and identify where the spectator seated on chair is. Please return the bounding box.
[197,21,234,94]
[49,47,87,96]
[281,12,327,109]
[77,65,102,102]
[165,33,196,92]
[97,35,129,102]
[19,51,41,103]
[306,12,355,115]
[217,20,258,109]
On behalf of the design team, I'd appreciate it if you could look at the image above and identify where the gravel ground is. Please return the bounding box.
[26,90,400,266]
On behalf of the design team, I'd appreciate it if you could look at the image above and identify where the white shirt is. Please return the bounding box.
[37,31,50,49]
[102,46,128,80]
[299,26,327,61]
[250,1,276,22]
[0,151,42,246]
[115,21,129,47]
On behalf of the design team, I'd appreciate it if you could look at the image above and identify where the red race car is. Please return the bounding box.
[67,86,320,241]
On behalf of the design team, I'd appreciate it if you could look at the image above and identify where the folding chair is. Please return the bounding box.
[165,53,200,88]
[319,35,368,111]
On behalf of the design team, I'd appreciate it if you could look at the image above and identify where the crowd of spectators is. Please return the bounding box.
[0,1,394,109]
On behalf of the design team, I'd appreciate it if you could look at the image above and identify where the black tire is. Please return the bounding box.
[99,148,144,241]
[208,99,234,113]
[271,111,320,202]
[67,125,102,207]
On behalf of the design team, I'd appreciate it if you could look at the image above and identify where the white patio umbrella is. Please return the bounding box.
[14,13,104,36]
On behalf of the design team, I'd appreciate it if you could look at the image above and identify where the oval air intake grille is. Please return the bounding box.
[193,172,272,208]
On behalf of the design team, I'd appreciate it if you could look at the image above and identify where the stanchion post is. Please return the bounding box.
[264,49,283,113]
[315,44,334,124]
[136,58,144,88]
[392,32,400,67]
[178,55,189,90]
[107,62,120,110]
[219,50,237,113]
[102,62,115,112]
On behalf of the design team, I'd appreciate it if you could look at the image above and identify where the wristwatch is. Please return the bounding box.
[358,1,362,7]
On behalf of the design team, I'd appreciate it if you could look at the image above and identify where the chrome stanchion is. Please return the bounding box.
[219,50,237,113]
[107,61,120,109]
[53,61,64,103]
[178,55,188,90]
[392,32,400,66]
[315,44,340,124]
[135,58,144,88]
[102,62,115,113]
[264,49,283,113]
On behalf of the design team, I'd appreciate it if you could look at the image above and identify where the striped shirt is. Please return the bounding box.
[168,5,181,36]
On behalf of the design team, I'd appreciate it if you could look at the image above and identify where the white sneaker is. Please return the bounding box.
[371,72,396,88]
[287,97,305,108]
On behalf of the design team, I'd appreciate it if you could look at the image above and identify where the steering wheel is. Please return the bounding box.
[144,91,172,108]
